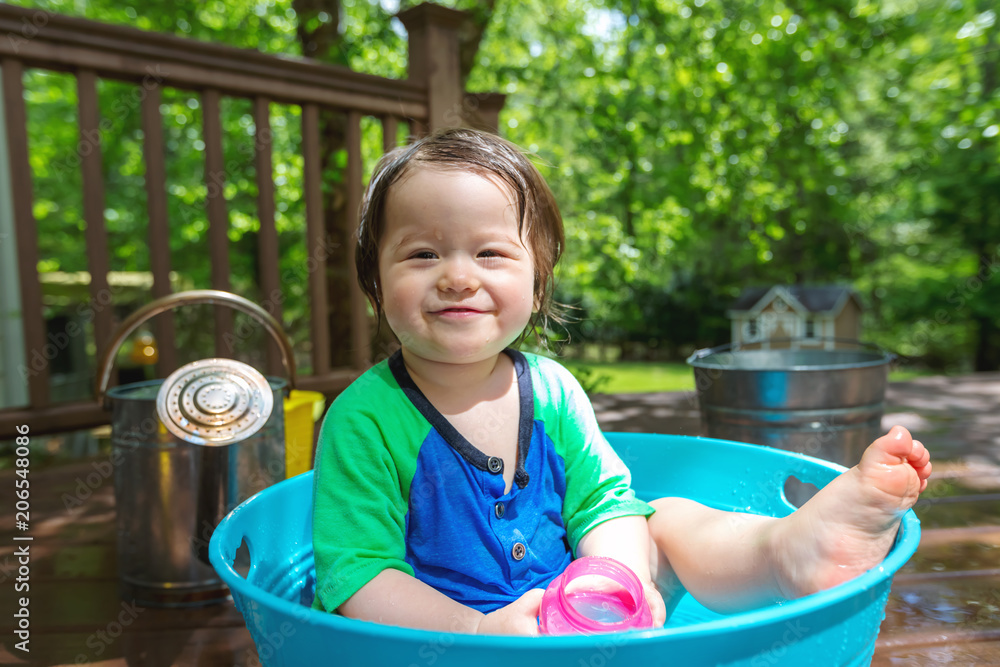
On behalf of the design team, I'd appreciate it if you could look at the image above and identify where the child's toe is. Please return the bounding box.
[910,440,930,466]
[864,425,914,466]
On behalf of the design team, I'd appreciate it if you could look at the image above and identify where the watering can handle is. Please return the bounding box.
[95,289,297,405]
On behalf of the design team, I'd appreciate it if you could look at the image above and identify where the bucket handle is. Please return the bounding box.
[96,289,297,407]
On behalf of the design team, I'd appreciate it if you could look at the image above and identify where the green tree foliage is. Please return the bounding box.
[14,0,1000,374]
[469,0,998,367]
[468,0,882,355]
[839,0,999,370]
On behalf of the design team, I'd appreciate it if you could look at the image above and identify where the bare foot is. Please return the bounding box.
[774,425,932,598]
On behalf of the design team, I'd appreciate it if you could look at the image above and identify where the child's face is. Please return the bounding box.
[378,167,536,366]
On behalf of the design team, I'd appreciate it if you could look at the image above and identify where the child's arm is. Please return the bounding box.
[575,515,652,582]
[575,515,667,626]
[340,569,544,635]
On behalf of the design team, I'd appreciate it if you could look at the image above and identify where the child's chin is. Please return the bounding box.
[404,345,495,364]
[445,344,512,363]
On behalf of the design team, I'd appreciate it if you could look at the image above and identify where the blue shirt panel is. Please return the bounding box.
[404,417,572,613]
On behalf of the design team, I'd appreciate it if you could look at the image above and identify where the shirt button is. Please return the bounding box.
[511,542,526,561]
[487,456,503,473]
[494,502,505,519]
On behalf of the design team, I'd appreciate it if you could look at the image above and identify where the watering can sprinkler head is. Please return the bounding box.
[156,358,275,447]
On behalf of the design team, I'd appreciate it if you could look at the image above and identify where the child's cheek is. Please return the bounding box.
[392,283,420,305]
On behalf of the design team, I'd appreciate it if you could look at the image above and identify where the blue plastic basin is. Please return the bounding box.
[209,433,919,666]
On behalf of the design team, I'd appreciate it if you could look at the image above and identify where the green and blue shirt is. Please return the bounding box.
[311,349,653,613]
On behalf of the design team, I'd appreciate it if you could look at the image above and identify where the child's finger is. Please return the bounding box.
[644,581,667,627]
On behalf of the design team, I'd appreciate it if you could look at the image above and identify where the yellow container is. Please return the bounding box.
[283,390,326,478]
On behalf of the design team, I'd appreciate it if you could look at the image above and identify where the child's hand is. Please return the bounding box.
[476,588,545,636]
[643,580,667,628]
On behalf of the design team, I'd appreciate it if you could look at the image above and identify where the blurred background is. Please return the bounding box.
[0,4,997,662]
[4,0,998,405]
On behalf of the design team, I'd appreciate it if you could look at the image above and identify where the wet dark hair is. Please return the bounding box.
[355,127,565,338]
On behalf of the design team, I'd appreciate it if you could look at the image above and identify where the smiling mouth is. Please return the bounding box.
[433,307,485,315]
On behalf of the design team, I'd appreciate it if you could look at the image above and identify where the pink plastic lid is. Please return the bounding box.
[538,556,654,635]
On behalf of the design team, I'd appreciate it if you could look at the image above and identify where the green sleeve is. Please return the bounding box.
[528,354,654,552]
[310,363,427,612]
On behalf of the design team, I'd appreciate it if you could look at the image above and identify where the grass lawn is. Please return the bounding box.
[885,367,941,382]
[562,361,695,393]
[563,360,934,394]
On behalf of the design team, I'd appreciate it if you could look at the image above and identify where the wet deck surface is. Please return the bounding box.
[1,372,998,665]
[594,372,1000,665]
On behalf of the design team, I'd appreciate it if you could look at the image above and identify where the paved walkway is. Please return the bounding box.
[592,372,1000,665]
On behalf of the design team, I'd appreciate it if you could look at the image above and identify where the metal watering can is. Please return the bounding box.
[96,289,297,608]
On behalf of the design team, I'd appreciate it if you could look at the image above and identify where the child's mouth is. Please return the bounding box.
[434,307,484,317]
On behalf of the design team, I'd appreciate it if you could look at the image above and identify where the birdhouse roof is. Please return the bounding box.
[728,285,860,317]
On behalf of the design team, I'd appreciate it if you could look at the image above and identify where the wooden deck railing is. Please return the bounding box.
[0,2,505,438]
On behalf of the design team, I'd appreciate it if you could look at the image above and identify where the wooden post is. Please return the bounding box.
[398,3,466,132]
[77,70,113,367]
[302,103,330,376]
[463,92,507,134]
[253,96,285,377]
[345,110,370,369]
[141,85,179,377]
[202,88,234,356]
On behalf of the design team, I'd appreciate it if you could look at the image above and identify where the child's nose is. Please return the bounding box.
[437,257,480,292]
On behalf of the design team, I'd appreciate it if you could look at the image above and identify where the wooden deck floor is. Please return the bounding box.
[0,457,254,666]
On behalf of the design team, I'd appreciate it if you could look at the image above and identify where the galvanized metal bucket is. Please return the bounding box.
[97,290,297,608]
[687,339,895,468]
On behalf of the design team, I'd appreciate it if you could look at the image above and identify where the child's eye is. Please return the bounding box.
[409,251,437,260]
[478,249,503,259]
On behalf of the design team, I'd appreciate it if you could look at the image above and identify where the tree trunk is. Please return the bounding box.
[455,0,496,85]
[973,7,998,372]
[292,0,353,367]
[318,110,353,369]
[974,248,1000,371]
[973,315,1000,371]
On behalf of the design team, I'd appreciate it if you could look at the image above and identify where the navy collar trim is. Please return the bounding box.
[389,349,533,489]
